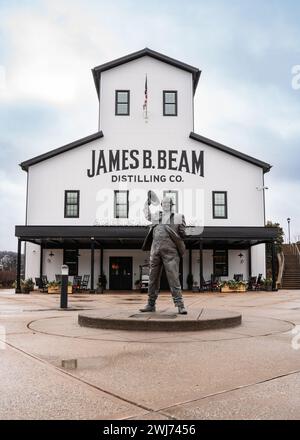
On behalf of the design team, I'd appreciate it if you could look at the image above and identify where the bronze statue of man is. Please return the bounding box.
[140,191,187,314]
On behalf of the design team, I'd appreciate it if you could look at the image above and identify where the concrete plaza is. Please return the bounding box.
[0,289,300,420]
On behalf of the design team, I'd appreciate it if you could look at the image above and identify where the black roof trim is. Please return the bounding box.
[92,48,201,98]
[190,132,272,173]
[15,225,277,241]
[20,131,104,171]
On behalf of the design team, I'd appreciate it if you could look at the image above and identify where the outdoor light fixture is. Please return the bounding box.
[287,217,291,244]
[61,265,69,276]
[60,265,69,309]
[256,186,269,191]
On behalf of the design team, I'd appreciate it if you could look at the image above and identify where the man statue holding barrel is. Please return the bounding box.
[140,190,188,315]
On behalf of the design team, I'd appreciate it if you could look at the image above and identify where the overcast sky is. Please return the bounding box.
[0,0,300,251]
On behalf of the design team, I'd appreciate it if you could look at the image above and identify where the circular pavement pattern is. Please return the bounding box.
[78,308,242,331]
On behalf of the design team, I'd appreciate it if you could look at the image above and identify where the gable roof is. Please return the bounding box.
[20,131,103,171]
[92,48,201,99]
[19,130,271,173]
[190,132,271,173]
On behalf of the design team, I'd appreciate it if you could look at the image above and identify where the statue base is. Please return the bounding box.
[78,308,242,332]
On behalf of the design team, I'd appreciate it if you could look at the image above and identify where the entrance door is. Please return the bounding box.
[109,257,133,290]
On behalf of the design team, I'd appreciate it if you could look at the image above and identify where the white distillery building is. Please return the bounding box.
[15,48,277,293]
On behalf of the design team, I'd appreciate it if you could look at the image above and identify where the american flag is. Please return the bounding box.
[143,75,148,111]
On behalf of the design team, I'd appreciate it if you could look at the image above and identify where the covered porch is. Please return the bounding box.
[15,225,278,293]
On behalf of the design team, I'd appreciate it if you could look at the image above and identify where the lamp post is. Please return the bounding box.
[287,218,291,244]
[60,264,69,309]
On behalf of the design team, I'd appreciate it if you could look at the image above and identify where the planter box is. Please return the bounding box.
[221,285,247,293]
[48,286,73,294]
[47,287,60,294]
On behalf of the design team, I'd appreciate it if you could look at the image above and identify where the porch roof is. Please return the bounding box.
[15,225,278,249]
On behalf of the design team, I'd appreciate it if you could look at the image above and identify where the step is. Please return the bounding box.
[283,273,300,276]
[283,279,300,282]
[283,280,300,283]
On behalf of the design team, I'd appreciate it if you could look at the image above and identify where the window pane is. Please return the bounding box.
[116,205,128,218]
[67,205,78,217]
[214,250,228,276]
[214,205,225,217]
[214,193,225,204]
[215,264,226,276]
[63,253,78,275]
[164,92,176,104]
[117,103,128,114]
[117,92,128,103]
[164,103,176,115]
[116,192,127,204]
[67,192,78,203]
[67,263,77,276]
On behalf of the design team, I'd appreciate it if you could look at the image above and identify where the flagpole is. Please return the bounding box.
[143,74,148,122]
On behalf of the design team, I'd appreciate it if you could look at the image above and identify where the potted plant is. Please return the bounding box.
[21,278,34,294]
[67,281,73,294]
[47,281,60,294]
[220,280,247,293]
[236,280,247,292]
[97,274,107,293]
[57,280,73,294]
[263,278,273,291]
[187,273,194,290]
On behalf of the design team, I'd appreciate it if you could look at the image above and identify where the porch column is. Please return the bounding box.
[90,238,95,292]
[248,246,252,279]
[100,247,104,278]
[199,239,204,292]
[271,240,277,291]
[188,248,192,290]
[16,238,22,293]
[40,243,43,279]
[99,247,104,293]
[188,248,192,275]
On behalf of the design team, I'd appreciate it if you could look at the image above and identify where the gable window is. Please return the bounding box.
[213,249,228,276]
[163,91,177,116]
[163,190,178,213]
[63,249,78,276]
[212,191,227,219]
[114,190,129,218]
[115,90,130,115]
[64,190,80,218]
